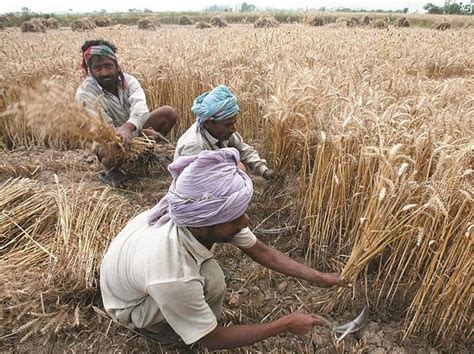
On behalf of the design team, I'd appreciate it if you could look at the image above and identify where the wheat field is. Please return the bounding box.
[0,22,473,350]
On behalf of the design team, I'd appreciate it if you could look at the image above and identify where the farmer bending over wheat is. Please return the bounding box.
[175,85,275,179]
[76,39,178,185]
[100,148,344,349]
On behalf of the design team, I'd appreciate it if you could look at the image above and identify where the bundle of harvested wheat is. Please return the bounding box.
[178,15,193,25]
[434,21,451,30]
[45,17,59,29]
[372,19,388,29]
[94,16,112,27]
[335,17,356,27]
[211,16,228,27]
[360,15,373,26]
[308,16,324,27]
[21,19,46,33]
[196,21,212,29]
[254,15,279,28]
[350,17,360,25]
[394,17,410,27]
[137,17,160,30]
[71,17,96,31]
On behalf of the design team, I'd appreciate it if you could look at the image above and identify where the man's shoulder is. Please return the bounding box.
[123,73,141,85]
[123,73,137,80]
[76,76,100,96]
[176,124,206,154]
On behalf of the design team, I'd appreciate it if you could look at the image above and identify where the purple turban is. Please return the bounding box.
[147,148,253,227]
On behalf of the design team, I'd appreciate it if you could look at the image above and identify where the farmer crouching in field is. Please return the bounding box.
[75,39,178,185]
[100,148,344,349]
[175,85,275,180]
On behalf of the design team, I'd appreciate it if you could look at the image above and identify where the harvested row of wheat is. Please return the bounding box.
[0,177,134,340]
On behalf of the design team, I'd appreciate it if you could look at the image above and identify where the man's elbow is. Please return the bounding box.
[198,327,229,350]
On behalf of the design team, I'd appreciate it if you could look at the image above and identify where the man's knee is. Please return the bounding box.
[144,106,178,135]
[153,105,178,123]
[163,105,178,121]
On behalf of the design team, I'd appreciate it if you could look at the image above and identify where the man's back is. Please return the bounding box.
[100,212,199,311]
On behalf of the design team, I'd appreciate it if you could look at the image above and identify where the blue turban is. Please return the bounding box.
[191,85,240,126]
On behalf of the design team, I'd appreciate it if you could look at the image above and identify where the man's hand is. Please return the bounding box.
[115,123,135,149]
[282,310,324,335]
[238,162,247,173]
[199,309,325,349]
[262,169,275,180]
[314,272,347,288]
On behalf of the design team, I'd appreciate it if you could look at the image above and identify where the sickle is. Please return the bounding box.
[317,304,369,342]
[332,304,368,341]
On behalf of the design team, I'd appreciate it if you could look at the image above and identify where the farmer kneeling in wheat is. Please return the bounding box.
[76,39,178,185]
[100,148,344,349]
[175,85,275,180]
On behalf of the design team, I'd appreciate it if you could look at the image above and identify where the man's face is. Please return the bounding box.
[89,56,119,88]
[200,213,250,245]
[204,116,237,141]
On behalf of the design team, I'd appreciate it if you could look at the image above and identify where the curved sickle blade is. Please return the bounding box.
[333,305,368,341]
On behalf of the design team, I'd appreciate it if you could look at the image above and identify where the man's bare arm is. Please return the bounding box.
[243,240,344,287]
[199,310,321,350]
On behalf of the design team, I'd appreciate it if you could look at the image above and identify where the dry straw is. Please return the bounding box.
[94,16,113,27]
[210,16,228,28]
[254,15,280,28]
[308,16,324,27]
[178,15,193,26]
[196,22,212,29]
[394,17,410,27]
[0,177,134,340]
[71,17,97,31]
[21,19,46,33]
[137,17,160,30]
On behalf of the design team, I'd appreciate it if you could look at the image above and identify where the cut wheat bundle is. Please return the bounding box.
[0,177,134,340]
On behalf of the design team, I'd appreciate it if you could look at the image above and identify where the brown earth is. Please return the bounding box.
[0,146,464,353]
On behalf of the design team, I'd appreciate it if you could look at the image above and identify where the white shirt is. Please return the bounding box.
[100,211,257,345]
[175,122,269,176]
[75,73,149,133]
